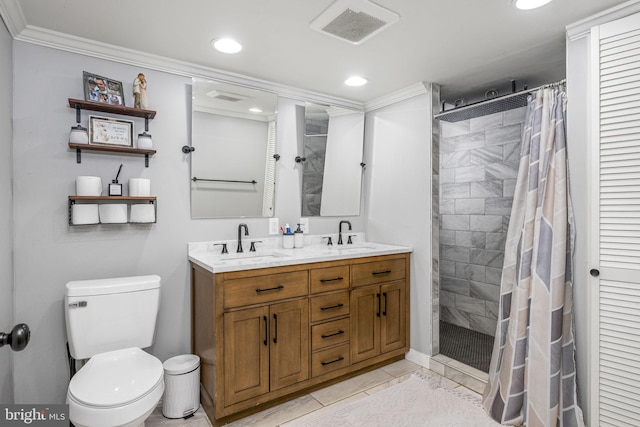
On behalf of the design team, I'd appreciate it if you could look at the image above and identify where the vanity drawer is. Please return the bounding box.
[352,258,406,287]
[311,318,350,351]
[311,343,350,378]
[310,291,349,323]
[223,271,309,308]
[310,265,350,294]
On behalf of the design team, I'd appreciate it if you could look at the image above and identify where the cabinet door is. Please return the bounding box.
[380,281,406,354]
[269,299,309,391]
[350,285,380,363]
[223,306,270,406]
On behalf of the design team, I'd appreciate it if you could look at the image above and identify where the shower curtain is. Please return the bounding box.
[481,87,584,427]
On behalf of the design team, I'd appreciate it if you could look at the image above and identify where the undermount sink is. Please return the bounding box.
[217,251,289,261]
[322,245,377,254]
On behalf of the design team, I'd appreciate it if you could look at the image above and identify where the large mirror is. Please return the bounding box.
[190,79,278,218]
[298,102,365,216]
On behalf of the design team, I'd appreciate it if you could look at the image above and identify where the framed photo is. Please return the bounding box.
[83,71,125,106]
[88,115,134,147]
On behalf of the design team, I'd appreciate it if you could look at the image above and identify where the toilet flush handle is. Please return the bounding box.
[0,323,31,351]
[68,301,88,308]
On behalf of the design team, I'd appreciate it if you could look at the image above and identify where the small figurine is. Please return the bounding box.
[133,73,148,109]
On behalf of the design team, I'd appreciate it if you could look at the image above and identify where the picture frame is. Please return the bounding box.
[88,115,134,147]
[83,71,125,106]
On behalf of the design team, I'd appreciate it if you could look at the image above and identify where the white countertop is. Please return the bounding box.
[188,233,412,273]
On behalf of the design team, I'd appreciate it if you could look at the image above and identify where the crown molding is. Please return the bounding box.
[567,0,640,41]
[364,82,430,112]
[0,0,26,37]
[6,21,365,111]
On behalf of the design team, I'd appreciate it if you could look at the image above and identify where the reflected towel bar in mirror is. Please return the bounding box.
[192,177,257,184]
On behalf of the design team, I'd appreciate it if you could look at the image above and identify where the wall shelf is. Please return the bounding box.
[69,196,157,202]
[68,98,156,119]
[68,196,157,226]
[68,98,158,167]
[68,143,156,167]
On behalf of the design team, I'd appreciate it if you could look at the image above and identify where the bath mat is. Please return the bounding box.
[281,372,501,427]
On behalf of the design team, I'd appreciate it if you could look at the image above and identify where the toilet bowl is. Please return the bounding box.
[67,348,164,427]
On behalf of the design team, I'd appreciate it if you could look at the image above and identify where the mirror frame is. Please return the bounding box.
[299,102,365,217]
[190,78,278,219]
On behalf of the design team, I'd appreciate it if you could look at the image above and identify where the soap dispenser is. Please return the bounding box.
[294,224,304,248]
[282,223,294,249]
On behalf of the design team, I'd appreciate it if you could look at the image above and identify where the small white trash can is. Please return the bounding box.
[162,354,201,419]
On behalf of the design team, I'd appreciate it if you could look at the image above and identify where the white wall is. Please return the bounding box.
[363,88,433,356]
[0,17,14,403]
[566,32,591,422]
[11,42,364,404]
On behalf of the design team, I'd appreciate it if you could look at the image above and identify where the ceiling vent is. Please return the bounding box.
[310,0,400,45]
[206,90,250,102]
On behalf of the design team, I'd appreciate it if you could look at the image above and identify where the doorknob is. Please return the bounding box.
[0,323,31,351]
[590,269,600,277]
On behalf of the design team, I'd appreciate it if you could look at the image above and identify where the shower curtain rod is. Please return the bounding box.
[434,79,566,121]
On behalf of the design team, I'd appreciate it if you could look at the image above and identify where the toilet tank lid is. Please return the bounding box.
[66,275,161,297]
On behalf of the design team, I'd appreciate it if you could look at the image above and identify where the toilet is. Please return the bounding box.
[65,275,164,427]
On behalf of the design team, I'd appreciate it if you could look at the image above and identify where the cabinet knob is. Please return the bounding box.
[590,269,600,277]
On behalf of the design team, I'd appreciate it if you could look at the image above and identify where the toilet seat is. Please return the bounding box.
[67,347,164,427]
[69,347,163,407]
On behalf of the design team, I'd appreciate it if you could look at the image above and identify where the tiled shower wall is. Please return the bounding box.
[301,117,328,216]
[439,107,526,336]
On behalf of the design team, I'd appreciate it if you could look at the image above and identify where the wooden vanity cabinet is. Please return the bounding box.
[223,298,309,406]
[191,253,410,421]
[351,258,407,364]
[309,264,351,379]
[351,281,406,363]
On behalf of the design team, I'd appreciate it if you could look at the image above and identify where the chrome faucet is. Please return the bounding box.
[338,220,352,245]
[237,223,249,253]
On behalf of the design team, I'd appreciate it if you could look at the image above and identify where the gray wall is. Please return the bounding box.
[364,88,433,357]
[11,42,365,404]
[439,108,525,336]
[0,18,14,403]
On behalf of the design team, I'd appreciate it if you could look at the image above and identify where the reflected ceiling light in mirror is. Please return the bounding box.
[513,0,553,10]
[211,37,242,53]
[249,107,263,113]
[345,76,368,87]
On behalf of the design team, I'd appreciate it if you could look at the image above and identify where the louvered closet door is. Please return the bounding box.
[595,12,640,427]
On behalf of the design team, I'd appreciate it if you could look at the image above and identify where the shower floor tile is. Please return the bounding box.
[439,321,494,373]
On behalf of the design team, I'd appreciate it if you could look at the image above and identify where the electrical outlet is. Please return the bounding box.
[269,218,280,235]
[299,217,309,233]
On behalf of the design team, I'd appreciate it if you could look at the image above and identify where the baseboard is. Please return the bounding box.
[405,348,487,395]
[405,348,430,368]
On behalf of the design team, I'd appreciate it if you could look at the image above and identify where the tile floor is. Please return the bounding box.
[146,359,485,427]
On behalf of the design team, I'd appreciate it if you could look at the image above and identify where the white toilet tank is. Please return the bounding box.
[65,275,161,360]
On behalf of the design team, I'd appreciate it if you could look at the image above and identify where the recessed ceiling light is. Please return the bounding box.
[345,76,368,87]
[249,107,263,113]
[211,38,242,54]
[513,0,553,10]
